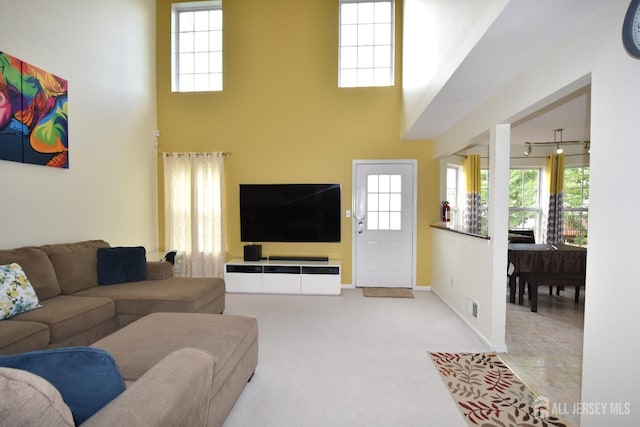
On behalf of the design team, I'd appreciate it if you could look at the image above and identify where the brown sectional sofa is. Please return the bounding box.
[0,240,259,426]
[0,240,225,353]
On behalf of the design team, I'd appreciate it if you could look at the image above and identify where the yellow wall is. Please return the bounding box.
[156,0,438,285]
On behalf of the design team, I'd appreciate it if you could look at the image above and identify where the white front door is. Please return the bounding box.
[353,160,416,288]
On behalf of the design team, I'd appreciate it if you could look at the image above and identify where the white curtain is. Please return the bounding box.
[163,152,225,278]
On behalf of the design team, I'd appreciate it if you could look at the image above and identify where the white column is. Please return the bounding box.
[488,124,510,351]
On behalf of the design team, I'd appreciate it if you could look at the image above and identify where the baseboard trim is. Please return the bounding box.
[491,343,508,353]
[432,289,508,353]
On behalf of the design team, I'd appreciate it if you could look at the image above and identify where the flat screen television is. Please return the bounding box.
[240,184,341,242]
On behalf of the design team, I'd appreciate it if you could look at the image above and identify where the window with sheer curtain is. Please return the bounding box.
[163,152,225,278]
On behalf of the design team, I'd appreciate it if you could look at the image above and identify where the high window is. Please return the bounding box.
[171,1,223,92]
[563,166,589,247]
[339,0,394,88]
[508,168,541,236]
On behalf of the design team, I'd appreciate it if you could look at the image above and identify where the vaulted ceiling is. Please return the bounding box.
[402,0,608,148]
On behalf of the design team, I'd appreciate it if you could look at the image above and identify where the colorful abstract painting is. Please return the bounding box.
[0,51,68,168]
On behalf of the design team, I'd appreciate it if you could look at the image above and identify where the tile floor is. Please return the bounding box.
[501,285,585,427]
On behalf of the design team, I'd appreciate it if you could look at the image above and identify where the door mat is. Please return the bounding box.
[429,352,566,427]
[362,288,414,298]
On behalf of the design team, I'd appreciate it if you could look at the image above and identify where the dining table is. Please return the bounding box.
[508,243,587,312]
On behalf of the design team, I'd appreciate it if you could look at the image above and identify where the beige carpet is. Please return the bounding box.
[429,352,567,427]
[362,287,414,298]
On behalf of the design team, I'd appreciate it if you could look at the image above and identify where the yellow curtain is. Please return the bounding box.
[546,154,564,244]
[463,154,481,233]
[464,154,481,194]
[546,153,564,194]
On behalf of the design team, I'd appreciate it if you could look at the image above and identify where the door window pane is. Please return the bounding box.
[368,193,379,211]
[379,193,390,210]
[379,174,390,192]
[390,193,401,211]
[390,174,401,192]
[368,211,378,230]
[368,174,378,192]
[378,211,390,230]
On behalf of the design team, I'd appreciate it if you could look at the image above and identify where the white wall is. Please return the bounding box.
[433,125,510,351]
[432,228,494,342]
[0,0,158,250]
[582,1,640,422]
[433,0,640,424]
[402,0,509,137]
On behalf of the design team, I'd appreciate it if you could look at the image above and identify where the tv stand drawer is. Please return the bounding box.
[263,273,301,294]
[225,272,263,293]
[301,273,341,295]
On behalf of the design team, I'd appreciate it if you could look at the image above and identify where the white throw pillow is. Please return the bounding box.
[0,263,42,320]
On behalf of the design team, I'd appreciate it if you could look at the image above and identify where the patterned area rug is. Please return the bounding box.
[429,352,566,427]
[362,288,414,298]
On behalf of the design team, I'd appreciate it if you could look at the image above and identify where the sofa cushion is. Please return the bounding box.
[97,246,147,285]
[0,347,126,425]
[146,261,173,280]
[0,321,50,355]
[10,295,115,345]
[0,367,74,427]
[0,263,42,320]
[92,313,258,394]
[74,277,225,316]
[0,246,61,300]
[41,240,110,294]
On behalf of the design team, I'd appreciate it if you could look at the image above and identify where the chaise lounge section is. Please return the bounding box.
[91,312,259,427]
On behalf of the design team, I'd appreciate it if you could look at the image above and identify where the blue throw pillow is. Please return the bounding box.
[0,346,126,424]
[97,246,147,285]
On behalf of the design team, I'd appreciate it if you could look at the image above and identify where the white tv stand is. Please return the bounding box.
[224,258,341,295]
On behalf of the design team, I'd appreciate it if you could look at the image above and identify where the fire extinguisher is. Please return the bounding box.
[441,201,451,223]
